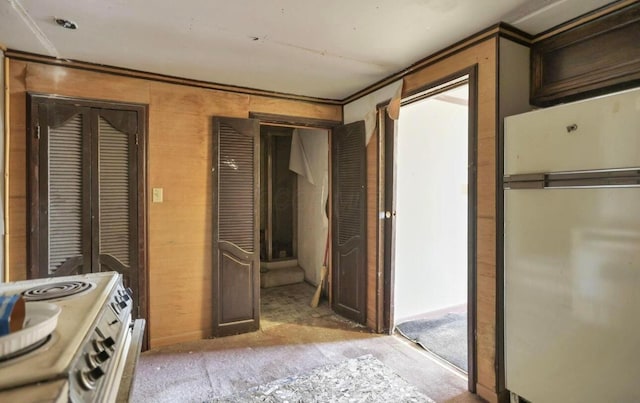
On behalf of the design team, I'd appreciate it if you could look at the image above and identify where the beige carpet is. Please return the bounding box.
[132,283,480,403]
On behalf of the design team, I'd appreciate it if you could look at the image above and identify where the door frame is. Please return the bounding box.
[248,112,340,302]
[27,93,149,347]
[379,66,478,391]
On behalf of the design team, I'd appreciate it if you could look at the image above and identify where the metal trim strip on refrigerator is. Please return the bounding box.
[504,169,640,189]
[503,173,545,189]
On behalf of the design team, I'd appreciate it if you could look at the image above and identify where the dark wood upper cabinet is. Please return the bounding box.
[531,2,640,107]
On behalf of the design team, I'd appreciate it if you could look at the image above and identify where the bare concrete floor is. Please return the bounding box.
[131,283,483,403]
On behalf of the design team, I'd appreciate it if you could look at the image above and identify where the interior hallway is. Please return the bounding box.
[131,283,481,402]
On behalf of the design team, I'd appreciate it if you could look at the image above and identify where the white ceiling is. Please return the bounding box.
[0,0,614,100]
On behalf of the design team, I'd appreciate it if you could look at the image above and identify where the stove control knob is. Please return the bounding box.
[118,300,128,309]
[89,366,105,381]
[89,350,111,367]
[78,366,105,390]
[95,336,116,351]
[103,336,116,349]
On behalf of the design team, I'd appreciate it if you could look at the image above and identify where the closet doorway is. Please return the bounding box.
[260,126,297,264]
[211,113,368,335]
[27,94,148,340]
[258,123,331,327]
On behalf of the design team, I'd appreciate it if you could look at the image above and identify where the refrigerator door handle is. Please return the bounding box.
[504,173,545,189]
[505,169,640,189]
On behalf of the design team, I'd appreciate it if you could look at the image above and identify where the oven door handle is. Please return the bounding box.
[116,319,145,403]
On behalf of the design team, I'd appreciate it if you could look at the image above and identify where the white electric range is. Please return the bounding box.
[0,271,145,402]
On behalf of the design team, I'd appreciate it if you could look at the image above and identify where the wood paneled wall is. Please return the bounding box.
[10,35,499,399]
[400,38,498,401]
[7,60,341,347]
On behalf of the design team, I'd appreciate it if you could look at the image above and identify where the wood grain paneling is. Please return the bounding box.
[477,164,497,219]
[476,271,497,393]
[23,63,150,104]
[7,59,342,348]
[8,62,27,282]
[12,35,499,396]
[477,218,497,266]
[149,82,250,117]
[402,38,498,400]
[249,96,342,122]
[7,233,26,281]
[6,49,341,106]
[150,329,211,347]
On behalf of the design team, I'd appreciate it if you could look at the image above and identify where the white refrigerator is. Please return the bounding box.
[504,87,640,402]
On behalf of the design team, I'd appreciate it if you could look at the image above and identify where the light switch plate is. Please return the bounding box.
[152,188,163,203]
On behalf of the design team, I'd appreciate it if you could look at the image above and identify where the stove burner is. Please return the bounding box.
[21,281,95,301]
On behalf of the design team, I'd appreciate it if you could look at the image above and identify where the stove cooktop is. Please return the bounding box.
[0,272,120,390]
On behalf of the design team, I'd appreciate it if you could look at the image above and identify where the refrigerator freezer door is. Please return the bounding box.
[505,187,640,402]
[504,87,640,176]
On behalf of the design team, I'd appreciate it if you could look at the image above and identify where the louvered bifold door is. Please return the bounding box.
[212,117,260,337]
[331,120,367,324]
[31,104,92,278]
[93,109,139,298]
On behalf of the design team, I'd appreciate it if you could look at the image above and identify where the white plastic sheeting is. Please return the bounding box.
[295,129,329,285]
[343,80,403,145]
[289,129,315,185]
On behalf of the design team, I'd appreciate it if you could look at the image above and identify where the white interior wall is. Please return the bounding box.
[296,128,328,285]
[499,38,533,128]
[393,91,468,323]
[343,80,402,125]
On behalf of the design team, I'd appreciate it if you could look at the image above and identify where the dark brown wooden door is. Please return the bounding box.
[28,94,147,325]
[331,120,367,324]
[212,117,260,336]
[92,108,141,307]
[31,102,92,277]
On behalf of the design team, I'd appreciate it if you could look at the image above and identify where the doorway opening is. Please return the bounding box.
[391,77,471,375]
[258,124,331,327]
[260,126,297,264]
